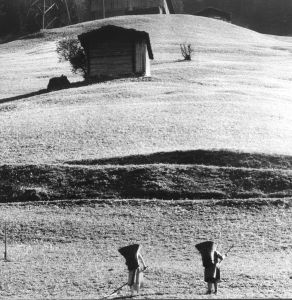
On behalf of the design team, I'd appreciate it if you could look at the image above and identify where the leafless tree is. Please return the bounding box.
[180,43,194,61]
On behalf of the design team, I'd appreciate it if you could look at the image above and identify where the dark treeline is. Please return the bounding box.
[182,0,292,35]
[1,0,292,42]
[0,0,88,41]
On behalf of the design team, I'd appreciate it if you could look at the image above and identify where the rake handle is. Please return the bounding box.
[225,244,235,256]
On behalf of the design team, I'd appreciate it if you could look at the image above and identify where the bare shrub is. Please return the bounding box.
[56,37,87,78]
[180,43,194,61]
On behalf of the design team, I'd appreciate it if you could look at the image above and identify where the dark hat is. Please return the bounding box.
[118,244,140,258]
[195,241,216,253]
[195,241,216,267]
[118,244,140,270]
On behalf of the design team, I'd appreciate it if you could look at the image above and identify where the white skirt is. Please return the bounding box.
[128,267,144,290]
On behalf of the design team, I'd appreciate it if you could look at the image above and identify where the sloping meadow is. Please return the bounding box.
[1,15,292,165]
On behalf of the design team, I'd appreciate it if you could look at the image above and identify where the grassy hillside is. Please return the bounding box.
[0,15,292,164]
[0,199,291,299]
[1,150,292,202]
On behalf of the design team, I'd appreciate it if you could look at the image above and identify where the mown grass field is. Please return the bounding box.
[0,199,291,299]
[0,15,292,163]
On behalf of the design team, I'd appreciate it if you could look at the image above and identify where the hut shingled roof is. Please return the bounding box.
[78,25,154,59]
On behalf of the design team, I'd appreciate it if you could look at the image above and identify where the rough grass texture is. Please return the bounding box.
[1,15,292,300]
[1,150,292,202]
[0,15,292,164]
[0,199,291,299]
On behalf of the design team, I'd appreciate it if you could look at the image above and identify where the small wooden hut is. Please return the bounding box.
[78,25,154,79]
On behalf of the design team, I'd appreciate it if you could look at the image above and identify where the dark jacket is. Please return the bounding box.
[204,251,224,283]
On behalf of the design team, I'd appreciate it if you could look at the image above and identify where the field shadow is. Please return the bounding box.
[154,59,191,65]
[108,296,132,300]
[0,75,152,105]
[0,80,98,105]
[0,89,48,104]
[109,292,177,299]
[66,149,292,170]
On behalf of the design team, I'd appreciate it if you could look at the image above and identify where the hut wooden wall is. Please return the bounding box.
[170,0,184,13]
[91,0,165,11]
[88,41,134,77]
[134,41,146,74]
[90,0,169,18]
[164,0,184,14]
[126,6,164,15]
[87,39,148,77]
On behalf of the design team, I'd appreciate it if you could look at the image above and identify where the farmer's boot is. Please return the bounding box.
[214,282,218,294]
[206,282,212,294]
[130,285,135,297]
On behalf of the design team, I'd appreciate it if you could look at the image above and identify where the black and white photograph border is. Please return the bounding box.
[0,0,291,299]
